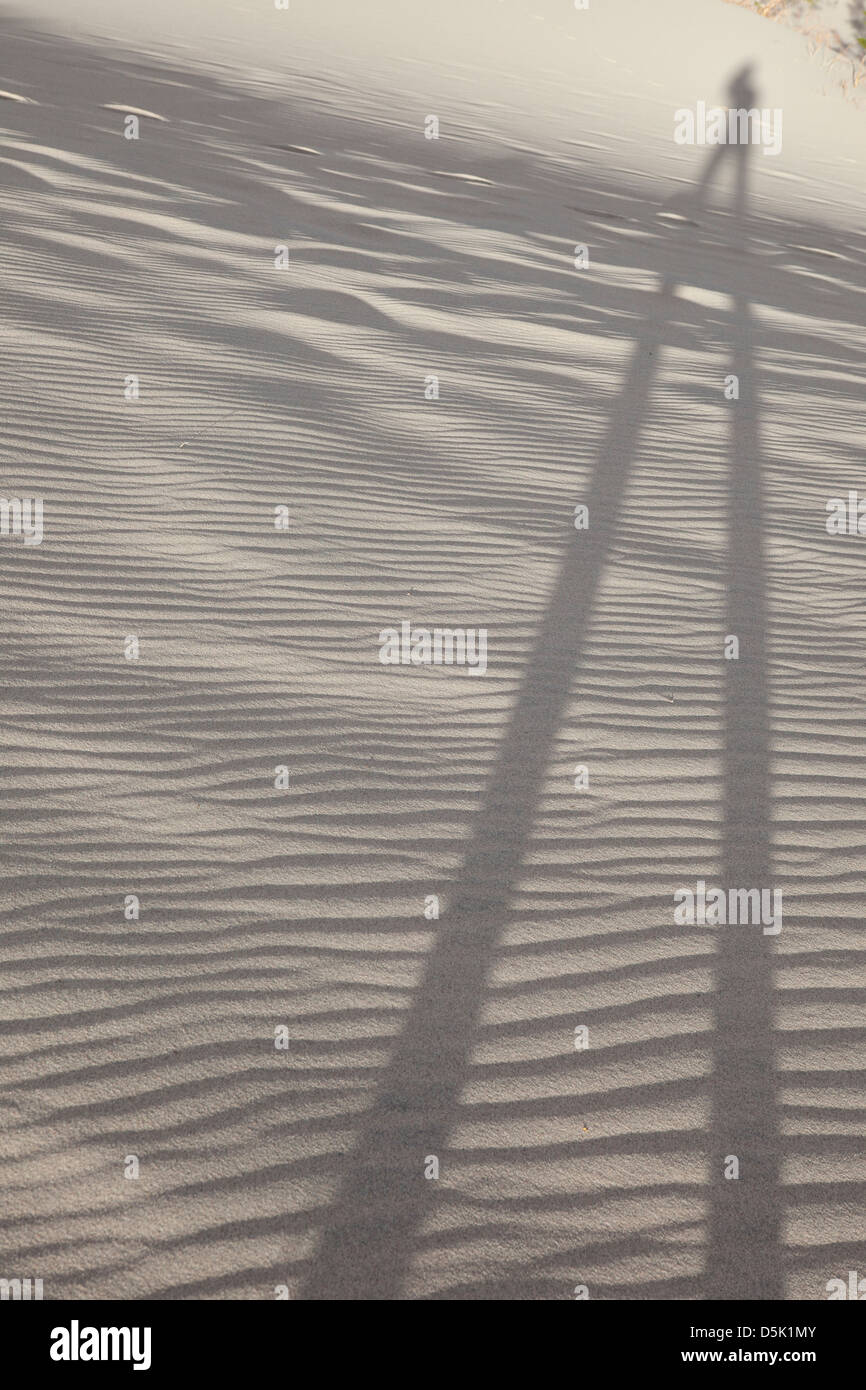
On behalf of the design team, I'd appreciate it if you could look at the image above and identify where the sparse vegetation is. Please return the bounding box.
[723,0,866,101]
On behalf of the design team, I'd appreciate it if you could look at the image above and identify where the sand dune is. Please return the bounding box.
[0,0,864,1300]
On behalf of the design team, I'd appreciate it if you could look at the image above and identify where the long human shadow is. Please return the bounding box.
[699,68,781,1299]
[301,68,778,1300]
[2,15,859,1300]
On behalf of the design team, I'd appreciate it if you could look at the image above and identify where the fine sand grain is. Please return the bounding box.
[0,0,864,1299]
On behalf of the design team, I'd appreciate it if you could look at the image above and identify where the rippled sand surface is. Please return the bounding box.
[0,0,864,1299]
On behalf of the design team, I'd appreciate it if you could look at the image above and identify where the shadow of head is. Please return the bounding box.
[727,62,758,111]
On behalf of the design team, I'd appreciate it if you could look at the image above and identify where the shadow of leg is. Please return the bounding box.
[707,133,782,1300]
[301,277,676,1300]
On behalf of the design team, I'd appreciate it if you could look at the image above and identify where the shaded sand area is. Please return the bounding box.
[0,0,864,1298]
